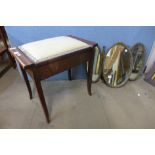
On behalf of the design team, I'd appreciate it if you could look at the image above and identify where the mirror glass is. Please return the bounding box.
[92,46,104,82]
[144,62,155,87]
[129,43,145,81]
[103,43,132,87]
[151,73,155,80]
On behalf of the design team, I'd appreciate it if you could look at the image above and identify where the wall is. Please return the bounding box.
[5,26,155,80]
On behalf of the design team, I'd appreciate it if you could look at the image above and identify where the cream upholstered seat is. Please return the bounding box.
[18,36,91,63]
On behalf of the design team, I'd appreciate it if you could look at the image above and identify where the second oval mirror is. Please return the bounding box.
[129,43,145,81]
[103,43,133,88]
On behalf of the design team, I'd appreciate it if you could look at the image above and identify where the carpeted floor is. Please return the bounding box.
[0,68,155,129]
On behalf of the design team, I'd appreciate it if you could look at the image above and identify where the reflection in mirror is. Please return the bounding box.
[103,43,132,88]
[129,43,145,81]
[151,73,155,80]
[144,62,155,87]
[92,46,104,82]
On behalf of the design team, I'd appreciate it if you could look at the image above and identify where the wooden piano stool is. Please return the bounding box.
[9,35,97,123]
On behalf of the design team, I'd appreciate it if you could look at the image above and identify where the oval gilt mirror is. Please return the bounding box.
[92,46,104,82]
[129,43,145,81]
[103,43,133,88]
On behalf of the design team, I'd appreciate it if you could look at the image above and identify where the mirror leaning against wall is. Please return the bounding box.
[102,42,133,88]
[129,43,145,81]
[92,46,104,83]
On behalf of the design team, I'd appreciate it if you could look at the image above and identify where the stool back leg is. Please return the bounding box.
[20,65,33,99]
[87,49,95,96]
[68,69,72,81]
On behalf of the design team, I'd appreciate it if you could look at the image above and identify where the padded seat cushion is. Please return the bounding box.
[18,36,91,63]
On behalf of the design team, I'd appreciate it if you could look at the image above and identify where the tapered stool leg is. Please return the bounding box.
[33,77,50,123]
[68,69,72,81]
[20,65,33,99]
[87,49,94,96]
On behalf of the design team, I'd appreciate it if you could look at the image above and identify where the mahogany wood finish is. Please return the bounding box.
[68,69,72,81]
[0,27,16,77]
[19,65,33,99]
[9,35,97,123]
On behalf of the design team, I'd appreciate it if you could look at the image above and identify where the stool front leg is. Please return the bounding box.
[33,76,50,123]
